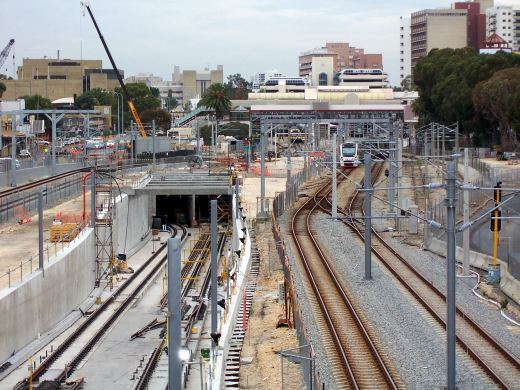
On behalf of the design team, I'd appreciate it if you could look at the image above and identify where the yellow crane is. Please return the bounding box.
[82,3,147,138]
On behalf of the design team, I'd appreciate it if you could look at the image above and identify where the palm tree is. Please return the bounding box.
[198,83,231,119]
[198,83,232,160]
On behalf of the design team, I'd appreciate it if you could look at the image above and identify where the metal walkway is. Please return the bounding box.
[223,226,261,388]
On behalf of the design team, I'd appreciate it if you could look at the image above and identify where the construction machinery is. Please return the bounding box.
[82,3,147,138]
[0,39,15,71]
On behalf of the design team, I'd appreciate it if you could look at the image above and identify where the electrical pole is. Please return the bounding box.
[152,120,156,169]
[332,133,337,219]
[388,121,396,214]
[167,237,182,390]
[210,200,218,358]
[463,148,470,275]
[445,160,457,390]
[260,122,266,217]
[364,153,372,280]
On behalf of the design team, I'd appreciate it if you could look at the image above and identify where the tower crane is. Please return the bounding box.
[0,39,15,71]
[81,3,147,138]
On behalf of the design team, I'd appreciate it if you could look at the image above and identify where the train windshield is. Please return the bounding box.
[342,145,356,156]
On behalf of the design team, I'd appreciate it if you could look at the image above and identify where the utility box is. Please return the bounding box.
[409,205,419,234]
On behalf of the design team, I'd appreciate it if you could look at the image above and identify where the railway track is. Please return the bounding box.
[13,225,188,390]
[137,231,226,390]
[320,162,520,389]
[290,167,400,390]
[0,168,88,199]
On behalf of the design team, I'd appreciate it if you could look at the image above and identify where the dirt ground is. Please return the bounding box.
[0,191,91,290]
[239,221,303,389]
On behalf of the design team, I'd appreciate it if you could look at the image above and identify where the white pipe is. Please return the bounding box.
[456,263,519,327]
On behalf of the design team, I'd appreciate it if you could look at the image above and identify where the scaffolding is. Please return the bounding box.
[94,170,116,288]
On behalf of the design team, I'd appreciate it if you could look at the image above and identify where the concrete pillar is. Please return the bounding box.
[191,194,197,227]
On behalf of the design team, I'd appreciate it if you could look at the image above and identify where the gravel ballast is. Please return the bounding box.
[281,208,497,389]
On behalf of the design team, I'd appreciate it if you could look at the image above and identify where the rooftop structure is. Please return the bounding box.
[0,57,121,101]
[299,42,383,86]
[337,68,389,89]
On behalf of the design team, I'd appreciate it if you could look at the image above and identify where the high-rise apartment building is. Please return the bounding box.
[400,17,412,84]
[486,5,520,52]
[410,9,468,69]
[403,1,495,78]
[299,42,383,86]
[454,1,488,49]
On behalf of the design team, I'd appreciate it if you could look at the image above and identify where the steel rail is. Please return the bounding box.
[137,232,226,390]
[322,163,520,389]
[13,225,188,390]
[290,168,398,390]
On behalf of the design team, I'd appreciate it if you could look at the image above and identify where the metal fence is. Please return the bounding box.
[280,345,314,390]
[269,162,330,389]
[425,150,520,278]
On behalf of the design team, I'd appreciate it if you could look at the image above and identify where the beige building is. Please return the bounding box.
[1,58,122,101]
[411,9,468,69]
[299,42,383,86]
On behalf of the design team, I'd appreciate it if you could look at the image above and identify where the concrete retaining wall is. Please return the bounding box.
[427,237,520,304]
[0,190,151,364]
[113,192,150,256]
[0,228,95,363]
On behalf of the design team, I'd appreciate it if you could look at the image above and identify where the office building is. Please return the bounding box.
[1,58,121,101]
[487,5,520,52]
[124,65,224,107]
[404,1,495,77]
[410,9,468,69]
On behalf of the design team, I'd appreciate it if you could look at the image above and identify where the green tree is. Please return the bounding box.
[165,89,178,112]
[75,88,113,109]
[413,48,520,146]
[400,75,413,91]
[119,83,160,114]
[21,94,53,109]
[473,68,520,150]
[0,82,5,98]
[198,83,231,119]
[140,108,172,130]
[225,74,251,100]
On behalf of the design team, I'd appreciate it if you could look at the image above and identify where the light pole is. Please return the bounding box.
[106,90,122,135]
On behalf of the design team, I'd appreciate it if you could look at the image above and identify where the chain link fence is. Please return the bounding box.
[425,150,520,279]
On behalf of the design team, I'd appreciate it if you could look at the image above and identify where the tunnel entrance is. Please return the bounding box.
[155,195,231,227]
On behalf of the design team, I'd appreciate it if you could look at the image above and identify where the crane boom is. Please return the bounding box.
[83,5,147,138]
[0,39,15,70]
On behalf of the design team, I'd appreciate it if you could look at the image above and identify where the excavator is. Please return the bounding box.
[82,2,147,138]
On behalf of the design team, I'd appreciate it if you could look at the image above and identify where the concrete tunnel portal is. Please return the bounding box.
[155,194,231,226]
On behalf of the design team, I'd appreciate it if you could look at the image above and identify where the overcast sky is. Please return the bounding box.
[1,0,519,86]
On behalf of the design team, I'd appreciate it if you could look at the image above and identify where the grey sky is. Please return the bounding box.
[1,0,519,86]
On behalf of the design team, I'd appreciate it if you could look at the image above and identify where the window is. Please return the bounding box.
[318,73,329,86]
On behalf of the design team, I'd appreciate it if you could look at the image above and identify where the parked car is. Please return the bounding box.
[0,157,21,170]
[19,149,32,159]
